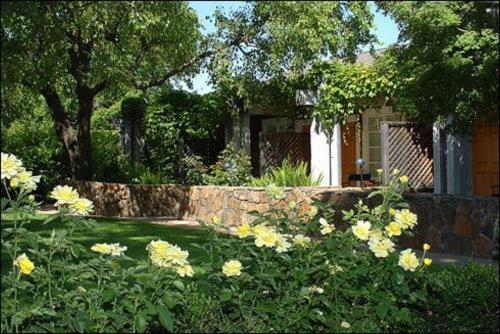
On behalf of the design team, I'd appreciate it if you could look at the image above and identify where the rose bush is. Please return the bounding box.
[1,152,498,333]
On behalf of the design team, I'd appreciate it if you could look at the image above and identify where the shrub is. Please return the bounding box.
[1,117,70,198]
[179,155,209,185]
[91,130,132,183]
[250,157,322,186]
[130,164,169,184]
[1,154,497,333]
[206,142,252,186]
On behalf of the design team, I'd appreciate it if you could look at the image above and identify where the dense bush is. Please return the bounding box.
[250,157,322,187]
[179,155,209,185]
[206,142,252,186]
[130,165,169,185]
[1,154,498,333]
[91,130,132,183]
[141,87,227,182]
[1,117,70,198]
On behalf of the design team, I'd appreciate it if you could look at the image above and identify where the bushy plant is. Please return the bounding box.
[250,157,322,187]
[206,142,252,186]
[91,130,132,183]
[130,165,169,185]
[1,117,70,198]
[179,155,209,185]
[1,153,497,333]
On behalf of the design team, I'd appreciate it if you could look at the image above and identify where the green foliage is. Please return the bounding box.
[142,87,227,181]
[179,155,209,185]
[376,1,499,131]
[120,97,146,125]
[311,61,397,131]
[250,158,322,187]
[1,116,70,197]
[91,130,132,183]
[423,262,499,332]
[206,142,252,186]
[1,158,498,333]
[130,165,168,185]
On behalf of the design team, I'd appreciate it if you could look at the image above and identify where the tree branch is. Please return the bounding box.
[136,35,248,90]
[39,84,72,137]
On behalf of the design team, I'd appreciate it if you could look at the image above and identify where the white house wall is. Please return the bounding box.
[310,118,342,186]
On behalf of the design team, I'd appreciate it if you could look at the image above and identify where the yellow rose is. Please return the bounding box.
[69,198,94,216]
[255,230,279,248]
[351,220,371,240]
[308,206,318,217]
[376,168,383,175]
[50,185,80,206]
[341,321,351,329]
[319,217,334,235]
[1,153,23,180]
[222,260,242,277]
[399,175,409,184]
[10,169,41,191]
[393,168,399,175]
[236,223,251,238]
[91,243,111,255]
[398,249,419,271]
[423,243,430,251]
[165,245,189,265]
[394,209,418,230]
[368,237,395,258]
[14,253,35,275]
[176,264,195,277]
[385,221,402,237]
[388,208,396,216]
[212,216,222,225]
[265,183,285,200]
[275,234,291,253]
[288,201,297,209]
[292,234,311,247]
[423,258,432,266]
[251,223,269,237]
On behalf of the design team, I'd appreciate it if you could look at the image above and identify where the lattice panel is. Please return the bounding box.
[259,133,311,175]
[381,122,433,190]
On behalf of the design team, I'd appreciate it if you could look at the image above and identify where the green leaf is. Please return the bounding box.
[376,301,388,319]
[134,314,148,333]
[219,289,233,302]
[172,280,185,291]
[158,307,174,332]
[1,198,9,210]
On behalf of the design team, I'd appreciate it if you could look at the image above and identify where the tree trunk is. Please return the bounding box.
[41,84,94,180]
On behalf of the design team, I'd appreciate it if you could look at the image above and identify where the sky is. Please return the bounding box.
[184,1,399,94]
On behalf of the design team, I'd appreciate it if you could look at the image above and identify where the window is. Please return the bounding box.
[364,111,404,177]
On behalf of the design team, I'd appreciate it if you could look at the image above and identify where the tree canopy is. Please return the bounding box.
[377,1,499,131]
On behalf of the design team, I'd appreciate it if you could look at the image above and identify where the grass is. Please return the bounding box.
[1,213,212,273]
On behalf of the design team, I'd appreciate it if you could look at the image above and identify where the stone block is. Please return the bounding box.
[453,213,474,237]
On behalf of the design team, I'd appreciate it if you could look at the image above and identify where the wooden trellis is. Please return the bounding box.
[259,133,311,175]
[381,122,433,190]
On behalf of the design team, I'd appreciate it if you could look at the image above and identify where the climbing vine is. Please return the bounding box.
[310,61,397,133]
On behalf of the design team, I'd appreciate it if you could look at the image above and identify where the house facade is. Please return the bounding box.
[225,52,499,197]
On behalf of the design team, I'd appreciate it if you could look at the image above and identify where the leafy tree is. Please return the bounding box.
[376,1,499,131]
[208,1,376,119]
[1,1,202,179]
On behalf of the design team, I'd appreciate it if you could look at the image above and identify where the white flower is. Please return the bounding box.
[1,153,23,180]
[319,217,335,235]
[398,249,419,272]
[69,198,94,216]
[293,234,311,247]
[351,220,371,240]
[50,185,79,206]
[368,237,395,258]
[10,168,41,191]
[109,243,127,257]
[275,234,291,253]
[341,321,351,328]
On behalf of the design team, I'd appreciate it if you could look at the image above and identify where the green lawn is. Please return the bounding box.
[1,213,212,273]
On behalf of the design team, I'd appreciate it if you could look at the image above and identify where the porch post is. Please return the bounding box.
[445,116,473,195]
[310,117,342,187]
[432,121,447,195]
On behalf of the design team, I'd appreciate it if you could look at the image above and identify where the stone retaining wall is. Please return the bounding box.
[73,181,499,259]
